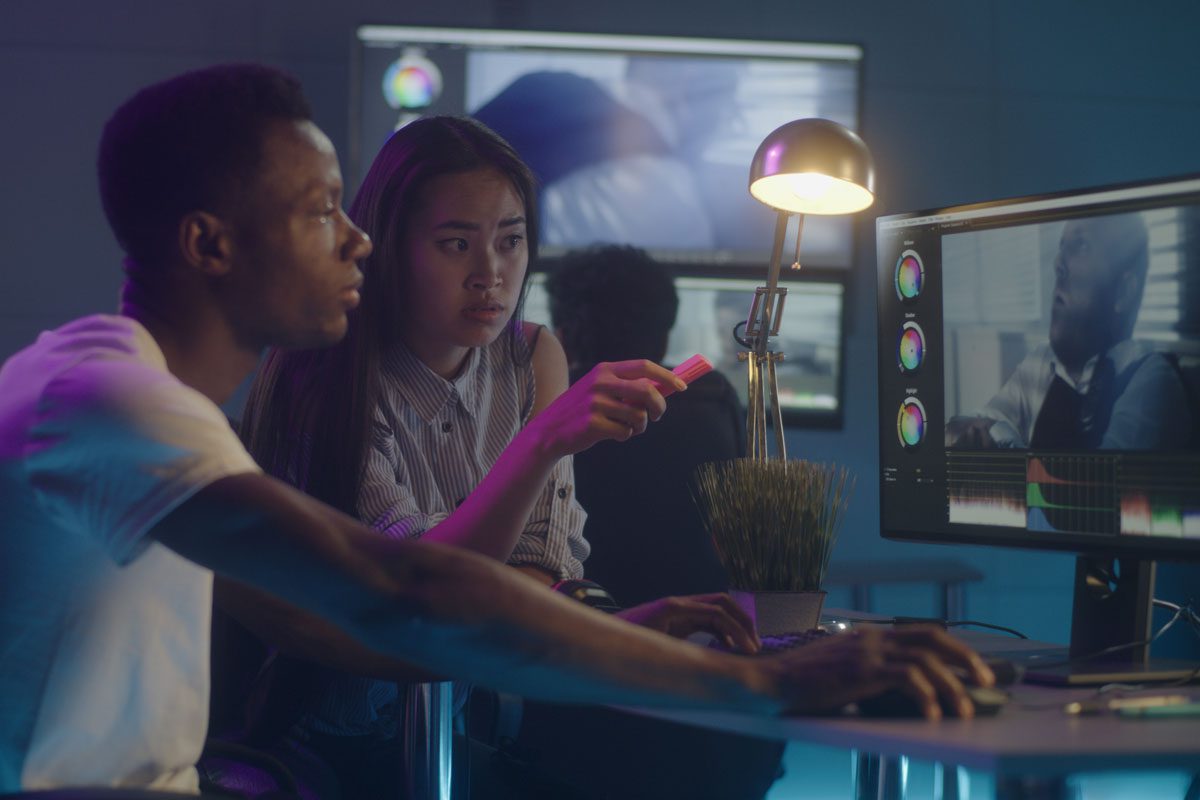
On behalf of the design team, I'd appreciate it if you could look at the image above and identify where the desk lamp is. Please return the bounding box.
[695,119,870,626]
[743,118,875,459]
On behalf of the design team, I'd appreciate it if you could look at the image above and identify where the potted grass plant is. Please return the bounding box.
[693,458,854,635]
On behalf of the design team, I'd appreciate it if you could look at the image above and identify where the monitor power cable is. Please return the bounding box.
[1022,599,1200,690]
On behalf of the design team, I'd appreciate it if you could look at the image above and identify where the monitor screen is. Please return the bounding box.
[353,26,862,269]
[876,174,1200,682]
[523,272,846,426]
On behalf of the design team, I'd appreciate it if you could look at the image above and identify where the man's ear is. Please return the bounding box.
[178,211,233,277]
[1113,268,1141,319]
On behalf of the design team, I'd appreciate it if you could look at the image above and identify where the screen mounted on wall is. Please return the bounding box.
[523,271,846,426]
[353,26,863,270]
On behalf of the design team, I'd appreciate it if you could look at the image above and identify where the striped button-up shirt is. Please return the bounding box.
[306,328,588,736]
[360,329,589,575]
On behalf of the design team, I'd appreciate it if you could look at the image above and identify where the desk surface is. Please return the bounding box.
[629,624,1200,777]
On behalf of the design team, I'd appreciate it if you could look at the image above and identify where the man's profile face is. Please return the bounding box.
[220,120,371,350]
[1049,219,1117,371]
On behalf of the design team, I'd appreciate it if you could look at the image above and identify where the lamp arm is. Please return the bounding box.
[744,208,792,355]
[745,209,793,460]
[754,210,791,357]
[791,213,805,269]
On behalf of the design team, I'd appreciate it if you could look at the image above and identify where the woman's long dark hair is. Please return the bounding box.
[241,116,539,514]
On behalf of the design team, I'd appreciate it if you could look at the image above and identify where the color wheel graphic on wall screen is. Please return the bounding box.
[897,321,925,373]
[382,51,443,110]
[897,397,927,448]
[894,250,924,302]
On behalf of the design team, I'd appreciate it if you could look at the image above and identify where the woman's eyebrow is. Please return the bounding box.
[432,219,480,232]
[432,215,526,231]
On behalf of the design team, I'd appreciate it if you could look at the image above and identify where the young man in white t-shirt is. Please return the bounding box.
[0,64,993,794]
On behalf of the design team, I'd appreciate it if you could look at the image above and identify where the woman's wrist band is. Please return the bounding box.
[551,578,622,613]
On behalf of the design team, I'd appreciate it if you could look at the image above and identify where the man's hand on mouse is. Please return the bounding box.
[761,624,995,719]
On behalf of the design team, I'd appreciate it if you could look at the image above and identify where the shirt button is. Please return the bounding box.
[556,487,568,499]
[442,421,452,433]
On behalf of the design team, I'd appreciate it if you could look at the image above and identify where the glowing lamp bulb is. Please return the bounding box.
[749,171,874,215]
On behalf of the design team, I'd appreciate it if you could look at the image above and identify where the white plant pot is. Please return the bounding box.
[730,589,827,636]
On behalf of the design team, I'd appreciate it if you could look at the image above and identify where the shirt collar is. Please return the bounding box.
[1106,338,1153,375]
[1051,353,1097,393]
[382,343,482,424]
[1050,338,1152,393]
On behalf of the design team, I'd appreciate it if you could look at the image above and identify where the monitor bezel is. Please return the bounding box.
[875,171,1200,564]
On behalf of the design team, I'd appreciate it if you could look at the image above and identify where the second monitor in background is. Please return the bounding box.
[523,271,847,428]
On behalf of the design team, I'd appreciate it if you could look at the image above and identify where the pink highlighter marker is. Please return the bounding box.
[657,353,714,398]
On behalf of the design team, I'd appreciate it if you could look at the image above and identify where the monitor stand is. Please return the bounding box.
[1024,556,1199,686]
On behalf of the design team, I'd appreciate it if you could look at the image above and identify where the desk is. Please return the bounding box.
[628,625,1200,799]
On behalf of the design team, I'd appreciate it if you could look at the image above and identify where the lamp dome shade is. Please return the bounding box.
[748,118,875,214]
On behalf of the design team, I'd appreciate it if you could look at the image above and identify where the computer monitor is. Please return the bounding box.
[876,174,1200,685]
[523,271,847,427]
[352,25,862,270]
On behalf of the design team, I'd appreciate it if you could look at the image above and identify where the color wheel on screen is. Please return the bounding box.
[382,51,443,110]
[894,250,925,302]
[897,397,927,448]
[897,321,926,373]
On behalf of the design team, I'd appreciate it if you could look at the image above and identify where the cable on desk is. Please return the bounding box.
[1154,598,1200,639]
[837,602,1200,690]
[945,620,1029,639]
[860,615,1030,639]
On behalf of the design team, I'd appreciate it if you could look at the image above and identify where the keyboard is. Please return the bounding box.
[760,628,831,654]
[709,627,830,654]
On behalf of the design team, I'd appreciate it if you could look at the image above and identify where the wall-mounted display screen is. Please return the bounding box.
[354,26,863,269]
[523,272,846,426]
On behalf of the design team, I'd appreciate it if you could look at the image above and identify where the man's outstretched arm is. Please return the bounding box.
[154,472,993,718]
[155,472,773,710]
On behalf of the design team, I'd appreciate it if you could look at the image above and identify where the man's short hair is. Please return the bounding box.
[97,63,312,269]
[545,244,679,367]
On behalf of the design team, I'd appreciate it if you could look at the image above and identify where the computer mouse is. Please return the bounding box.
[983,656,1024,688]
[949,656,1024,692]
[857,685,1009,718]
[965,685,1009,716]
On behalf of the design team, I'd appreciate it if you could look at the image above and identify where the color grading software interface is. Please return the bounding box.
[876,184,1200,548]
[878,224,950,537]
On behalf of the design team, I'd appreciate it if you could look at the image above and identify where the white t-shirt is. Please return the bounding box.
[0,315,260,792]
